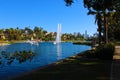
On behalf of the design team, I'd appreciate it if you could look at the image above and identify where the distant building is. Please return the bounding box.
[83,30,89,39]
[0,34,6,40]
[73,32,77,37]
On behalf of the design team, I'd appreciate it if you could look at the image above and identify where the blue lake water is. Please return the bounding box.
[0,42,91,80]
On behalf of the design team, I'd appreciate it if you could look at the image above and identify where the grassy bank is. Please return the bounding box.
[10,51,112,80]
[0,40,25,44]
[0,41,11,45]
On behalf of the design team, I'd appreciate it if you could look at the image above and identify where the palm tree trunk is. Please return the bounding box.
[104,12,108,44]
[98,27,102,45]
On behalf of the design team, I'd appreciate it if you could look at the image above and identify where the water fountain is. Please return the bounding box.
[53,24,62,59]
[54,24,61,44]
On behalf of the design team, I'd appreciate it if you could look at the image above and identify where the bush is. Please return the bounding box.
[95,43,115,60]
[84,50,96,58]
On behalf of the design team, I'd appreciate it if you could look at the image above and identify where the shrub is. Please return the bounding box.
[95,43,115,60]
[84,50,96,58]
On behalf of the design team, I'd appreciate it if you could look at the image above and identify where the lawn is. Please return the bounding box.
[10,52,112,80]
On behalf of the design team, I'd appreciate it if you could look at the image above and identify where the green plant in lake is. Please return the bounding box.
[0,50,36,66]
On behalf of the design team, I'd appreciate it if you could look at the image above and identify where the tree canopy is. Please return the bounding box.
[0,26,85,42]
[65,0,120,43]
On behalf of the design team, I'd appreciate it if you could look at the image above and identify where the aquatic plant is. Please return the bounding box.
[0,50,36,67]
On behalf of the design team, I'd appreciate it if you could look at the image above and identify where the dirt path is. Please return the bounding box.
[111,46,120,80]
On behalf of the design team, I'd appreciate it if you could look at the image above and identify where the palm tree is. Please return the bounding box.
[96,13,103,44]
[65,0,115,44]
[88,11,103,44]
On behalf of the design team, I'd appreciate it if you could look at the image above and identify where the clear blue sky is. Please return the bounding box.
[0,0,97,36]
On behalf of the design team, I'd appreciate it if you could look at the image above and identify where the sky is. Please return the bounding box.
[0,0,97,36]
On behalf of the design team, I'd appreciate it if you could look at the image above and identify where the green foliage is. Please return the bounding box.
[64,0,73,6]
[95,43,115,60]
[0,27,85,42]
[84,50,96,58]
[65,0,120,43]
[73,41,92,46]
[61,33,84,41]
[82,43,115,60]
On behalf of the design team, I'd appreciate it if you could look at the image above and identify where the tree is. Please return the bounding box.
[15,27,22,40]
[76,33,84,41]
[0,29,4,34]
[34,26,40,39]
[83,0,115,44]
[64,0,74,6]
[25,27,33,35]
[0,29,5,40]
[88,11,103,44]
[65,0,119,44]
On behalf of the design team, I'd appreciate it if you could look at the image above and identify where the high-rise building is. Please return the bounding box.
[84,30,89,39]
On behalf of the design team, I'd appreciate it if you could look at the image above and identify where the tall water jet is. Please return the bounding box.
[54,24,61,44]
[55,24,62,59]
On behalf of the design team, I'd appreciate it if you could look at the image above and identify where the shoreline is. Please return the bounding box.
[6,49,112,80]
[0,43,10,46]
[7,51,87,80]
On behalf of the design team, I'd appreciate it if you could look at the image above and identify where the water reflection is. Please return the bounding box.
[57,43,62,60]
[0,45,7,53]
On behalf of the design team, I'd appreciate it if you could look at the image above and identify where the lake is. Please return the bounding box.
[0,42,91,80]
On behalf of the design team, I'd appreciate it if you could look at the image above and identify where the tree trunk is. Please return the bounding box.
[104,12,108,44]
[98,26,102,45]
